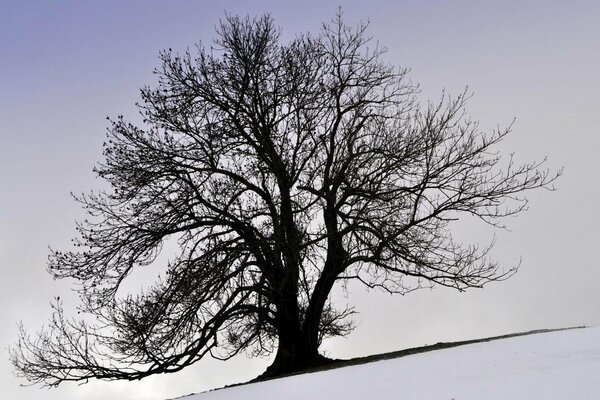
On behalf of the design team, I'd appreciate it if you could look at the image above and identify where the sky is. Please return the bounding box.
[1,0,599,399]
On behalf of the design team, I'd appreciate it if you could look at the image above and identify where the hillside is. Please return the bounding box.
[176,326,600,400]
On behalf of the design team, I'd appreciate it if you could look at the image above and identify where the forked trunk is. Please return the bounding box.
[259,204,344,379]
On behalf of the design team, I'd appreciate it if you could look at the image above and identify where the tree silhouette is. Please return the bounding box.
[12,13,560,386]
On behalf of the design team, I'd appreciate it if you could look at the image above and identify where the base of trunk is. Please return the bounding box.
[254,350,338,381]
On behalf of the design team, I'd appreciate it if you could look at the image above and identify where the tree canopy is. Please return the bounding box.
[11,12,560,387]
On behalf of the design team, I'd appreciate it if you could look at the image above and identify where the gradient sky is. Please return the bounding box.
[1,1,599,399]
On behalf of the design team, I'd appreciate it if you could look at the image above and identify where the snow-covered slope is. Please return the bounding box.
[180,327,600,400]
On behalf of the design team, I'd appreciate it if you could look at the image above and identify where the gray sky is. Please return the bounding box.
[1,1,598,399]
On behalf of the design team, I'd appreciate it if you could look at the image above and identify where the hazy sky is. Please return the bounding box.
[1,1,599,399]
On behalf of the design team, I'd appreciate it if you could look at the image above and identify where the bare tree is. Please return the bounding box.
[11,12,560,387]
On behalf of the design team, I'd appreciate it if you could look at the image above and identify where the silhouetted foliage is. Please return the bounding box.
[12,12,560,387]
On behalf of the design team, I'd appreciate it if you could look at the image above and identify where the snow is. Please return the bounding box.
[179,327,600,400]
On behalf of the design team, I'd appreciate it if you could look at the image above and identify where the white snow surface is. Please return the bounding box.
[179,327,600,400]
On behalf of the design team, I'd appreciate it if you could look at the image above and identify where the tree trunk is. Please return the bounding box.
[259,299,332,379]
[260,328,327,378]
[259,189,342,379]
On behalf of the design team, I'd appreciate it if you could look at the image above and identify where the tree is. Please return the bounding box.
[12,13,560,387]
